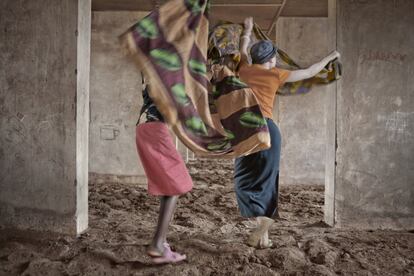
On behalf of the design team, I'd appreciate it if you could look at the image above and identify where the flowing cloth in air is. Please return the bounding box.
[208,22,342,96]
[120,0,342,159]
[120,0,270,159]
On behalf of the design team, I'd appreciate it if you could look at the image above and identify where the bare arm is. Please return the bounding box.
[285,51,340,83]
[240,17,254,65]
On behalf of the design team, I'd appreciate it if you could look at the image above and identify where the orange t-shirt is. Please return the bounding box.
[238,61,291,119]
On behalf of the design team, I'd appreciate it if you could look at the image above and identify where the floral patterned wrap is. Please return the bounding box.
[120,0,270,158]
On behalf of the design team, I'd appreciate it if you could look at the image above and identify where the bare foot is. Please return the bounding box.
[247,216,274,249]
[147,244,164,257]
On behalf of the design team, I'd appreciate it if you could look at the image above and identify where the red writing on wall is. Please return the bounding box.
[361,50,407,65]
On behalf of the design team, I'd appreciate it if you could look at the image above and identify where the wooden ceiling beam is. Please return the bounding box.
[92,0,328,17]
[211,4,283,7]
[210,0,284,4]
[266,0,286,36]
[281,0,328,17]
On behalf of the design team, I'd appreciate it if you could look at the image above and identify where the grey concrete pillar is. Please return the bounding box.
[335,0,414,229]
[0,0,91,235]
[324,0,338,227]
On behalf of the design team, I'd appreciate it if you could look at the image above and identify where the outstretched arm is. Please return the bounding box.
[285,51,340,83]
[240,17,254,65]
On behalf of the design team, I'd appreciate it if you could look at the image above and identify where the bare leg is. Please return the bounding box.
[147,195,178,256]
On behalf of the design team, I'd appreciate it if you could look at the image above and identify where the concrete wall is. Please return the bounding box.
[89,11,147,180]
[336,0,414,229]
[276,17,333,186]
[0,0,91,234]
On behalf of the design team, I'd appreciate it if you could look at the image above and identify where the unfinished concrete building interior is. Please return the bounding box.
[0,0,413,275]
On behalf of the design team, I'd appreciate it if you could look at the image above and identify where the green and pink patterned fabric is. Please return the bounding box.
[120,0,270,158]
[120,0,341,158]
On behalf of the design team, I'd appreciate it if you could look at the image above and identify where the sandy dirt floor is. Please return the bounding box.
[0,159,413,276]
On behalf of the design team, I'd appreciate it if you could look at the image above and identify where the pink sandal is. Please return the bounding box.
[151,243,186,264]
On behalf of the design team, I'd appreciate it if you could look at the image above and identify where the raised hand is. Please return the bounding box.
[244,17,254,33]
[328,50,341,60]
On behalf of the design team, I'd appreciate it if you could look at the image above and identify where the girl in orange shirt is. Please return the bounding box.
[235,17,340,248]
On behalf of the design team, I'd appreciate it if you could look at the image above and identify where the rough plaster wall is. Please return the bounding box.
[336,0,414,229]
[90,11,147,178]
[276,18,332,185]
[0,0,78,233]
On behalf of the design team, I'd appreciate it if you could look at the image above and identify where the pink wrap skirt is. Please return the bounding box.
[136,122,193,196]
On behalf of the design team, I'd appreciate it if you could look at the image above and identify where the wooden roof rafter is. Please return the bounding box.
[92,0,328,18]
[267,0,286,36]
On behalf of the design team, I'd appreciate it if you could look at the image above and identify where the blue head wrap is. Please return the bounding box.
[250,40,277,64]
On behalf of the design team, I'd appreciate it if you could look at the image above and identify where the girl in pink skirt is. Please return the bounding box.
[136,82,193,264]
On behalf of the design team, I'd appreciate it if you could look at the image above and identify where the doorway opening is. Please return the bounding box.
[83,0,337,235]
